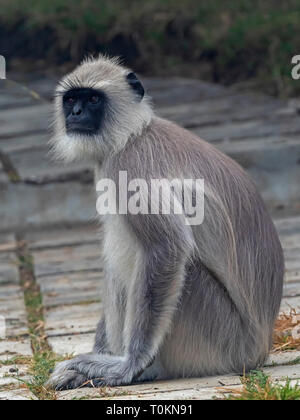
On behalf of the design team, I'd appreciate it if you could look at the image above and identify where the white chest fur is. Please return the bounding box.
[102,214,140,290]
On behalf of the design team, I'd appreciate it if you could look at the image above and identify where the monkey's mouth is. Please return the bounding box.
[66,123,96,135]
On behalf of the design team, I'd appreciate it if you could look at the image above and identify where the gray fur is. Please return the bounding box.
[47,55,284,390]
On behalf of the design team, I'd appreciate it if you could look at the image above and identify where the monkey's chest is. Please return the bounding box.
[102,215,140,289]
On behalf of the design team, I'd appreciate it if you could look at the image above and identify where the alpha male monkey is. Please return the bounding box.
[47,55,284,390]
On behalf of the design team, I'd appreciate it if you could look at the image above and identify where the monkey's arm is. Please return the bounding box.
[118,214,194,383]
[93,317,109,354]
[121,244,187,381]
[47,215,193,389]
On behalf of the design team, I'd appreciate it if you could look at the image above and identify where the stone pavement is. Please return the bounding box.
[0,76,300,400]
[0,218,300,400]
[1,76,300,231]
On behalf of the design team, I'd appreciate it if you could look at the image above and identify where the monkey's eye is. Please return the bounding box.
[89,95,100,104]
[65,97,76,106]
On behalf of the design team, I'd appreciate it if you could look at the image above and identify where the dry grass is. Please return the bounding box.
[226,371,300,400]
[0,356,33,367]
[272,309,300,353]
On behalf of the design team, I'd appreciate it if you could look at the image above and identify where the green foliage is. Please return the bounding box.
[229,370,300,400]
[1,2,300,94]
[22,351,68,400]
[16,243,62,399]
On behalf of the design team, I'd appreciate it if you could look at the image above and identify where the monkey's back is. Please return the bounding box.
[115,116,284,376]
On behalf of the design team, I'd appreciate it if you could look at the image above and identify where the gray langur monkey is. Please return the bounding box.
[47,55,284,390]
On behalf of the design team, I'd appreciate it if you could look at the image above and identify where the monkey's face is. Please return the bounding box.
[51,56,153,162]
[63,88,106,136]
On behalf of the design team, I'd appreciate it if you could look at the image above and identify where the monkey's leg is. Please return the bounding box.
[46,246,187,389]
[102,274,126,355]
[93,317,109,354]
[159,263,269,378]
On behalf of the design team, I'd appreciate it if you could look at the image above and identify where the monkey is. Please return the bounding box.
[47,55,284,390]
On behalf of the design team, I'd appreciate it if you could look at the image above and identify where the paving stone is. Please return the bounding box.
[280,232,300,250]
[0,388,36,400]
[158,96,281,130]
[0,284,28,337]
[110,387,233,400]
[0,181,96,232]
[0,103,51,138]
[8,144,91,182]
[144,77,227,106]
[0,233,16,252]
[57,387,137,400]
[48,333,95,356]
[283,250,300,271]
[0,252,27,341]
[283,263,300,277]
[126,375,242,393]
[1,78,300,230]
[45,302,102,337]
[285,269,300,283]
[27,225,98,251]
[0,170,8,183]
[264,363,300,379]
[267,351,300,366]
[283,282,300,298]
[0,262,19,285]
[0,339,32,360]
[10,75,57,102]
[280,296,300,312]
[33,243,103,277]
[0,283,24,300]
[275,215,300,235]
[0,251,19,285]
[58,386,233,400]
[194,114,300,143]
[0,133,47,153]
[57,375,242,401]
[57,362,300,400]
[38,271,104,308]
[0,364,30,386]
[0,79,42,110]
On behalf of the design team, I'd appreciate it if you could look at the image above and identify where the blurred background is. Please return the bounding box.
[1,0,300,97]
[0,0,300,232]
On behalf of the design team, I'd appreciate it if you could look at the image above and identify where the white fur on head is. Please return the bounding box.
[50,55,153,163]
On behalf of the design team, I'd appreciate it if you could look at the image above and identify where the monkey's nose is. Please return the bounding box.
[72,107,82,116]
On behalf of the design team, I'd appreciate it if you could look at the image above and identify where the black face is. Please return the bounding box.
[63,88,106,135]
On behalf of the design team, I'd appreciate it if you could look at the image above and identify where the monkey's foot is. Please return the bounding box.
[46,354,133,389]
[46,360,91,390]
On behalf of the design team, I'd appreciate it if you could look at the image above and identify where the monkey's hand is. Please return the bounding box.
[45,359,91,391]
[46,354,134,390]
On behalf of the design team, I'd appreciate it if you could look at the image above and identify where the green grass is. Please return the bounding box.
[1,0,300,96]
[23,351,66,400]
[16,240,68,400]
[228,370,300,400]
[0,356,32,366]
[17,247,47,354]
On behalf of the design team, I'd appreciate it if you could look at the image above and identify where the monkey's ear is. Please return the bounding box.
[126,72,145,101]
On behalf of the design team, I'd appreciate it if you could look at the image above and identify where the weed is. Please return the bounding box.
[227,370,300,400]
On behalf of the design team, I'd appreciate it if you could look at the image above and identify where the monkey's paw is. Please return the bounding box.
[46,354,134,389]
[46,360,90,391]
